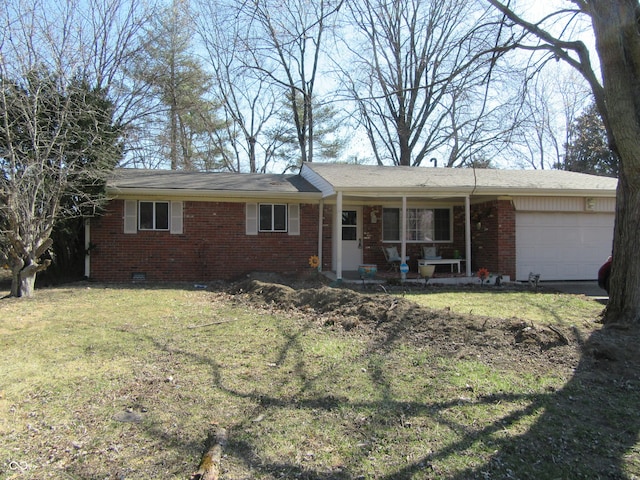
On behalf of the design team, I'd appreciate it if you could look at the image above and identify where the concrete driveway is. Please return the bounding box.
[542,281,608,300]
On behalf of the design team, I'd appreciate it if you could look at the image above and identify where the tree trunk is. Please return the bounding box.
[18,271,36,298]
[588,0,640,324]
[10,259,50,298]
[11,267,36,298]
[398,124,411,166]
[606,172,640,323]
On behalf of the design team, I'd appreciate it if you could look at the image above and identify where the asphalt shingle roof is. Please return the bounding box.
[108,168,320,194]
[107,164,618,199]
[302,163,618,195]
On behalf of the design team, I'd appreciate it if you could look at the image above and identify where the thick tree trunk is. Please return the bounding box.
[10,259,50,298]
[607,172,640,323]
[18,271,36,298]
[11,268,36,298]
[588,1,640,324]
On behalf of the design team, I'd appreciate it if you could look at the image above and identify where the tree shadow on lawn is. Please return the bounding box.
[443,324,640,480]
[137,312,640,479]
[376,322,640,480]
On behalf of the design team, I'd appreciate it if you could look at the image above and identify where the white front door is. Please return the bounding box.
[341,207,362,271]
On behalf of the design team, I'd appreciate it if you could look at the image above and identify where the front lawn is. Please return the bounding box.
[1,282,638,479]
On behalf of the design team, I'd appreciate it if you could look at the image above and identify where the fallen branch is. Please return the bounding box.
[188,319,235,329]
[548,325,569,345]
[191,427,228,480]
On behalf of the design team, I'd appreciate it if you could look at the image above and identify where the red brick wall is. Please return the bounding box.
[496,200,516,279]
[470,199,515,279]
[89,200,320,282]
[321,204,333,271]
[90,198,517,282]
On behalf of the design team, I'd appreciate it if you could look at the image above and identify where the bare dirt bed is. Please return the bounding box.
[231,278,590,378]
[232,275,640,384]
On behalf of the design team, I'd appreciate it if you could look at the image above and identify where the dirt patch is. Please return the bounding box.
[230,279,593,375]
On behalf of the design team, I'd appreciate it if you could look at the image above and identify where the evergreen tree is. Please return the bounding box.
[132,0,225,170]
[562,103,618,177]
[267,92,347,171]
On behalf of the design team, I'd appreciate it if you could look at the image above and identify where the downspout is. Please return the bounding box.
[336,191,343,280]
[84,218,91,279]
[317,199,324,271]
[465,195,472,276]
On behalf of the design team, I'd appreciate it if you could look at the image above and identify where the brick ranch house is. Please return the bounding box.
[86,163,618,283]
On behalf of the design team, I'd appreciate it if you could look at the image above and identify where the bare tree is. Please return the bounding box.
[0,0,150,297]
[505,65,591,170]
[340,0,505,167]
[487,0,640,324]
[194,0,284,173]
[229,0,344,167]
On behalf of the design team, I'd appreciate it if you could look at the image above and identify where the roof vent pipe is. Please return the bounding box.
[430,158,437,167]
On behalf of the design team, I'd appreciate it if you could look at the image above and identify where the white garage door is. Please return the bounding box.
[516,212,614,281]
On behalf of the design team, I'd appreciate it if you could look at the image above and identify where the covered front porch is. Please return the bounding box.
[315,190,513,282]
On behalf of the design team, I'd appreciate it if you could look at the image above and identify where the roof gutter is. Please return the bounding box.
[107,187,323,201]
[322,186,616,198]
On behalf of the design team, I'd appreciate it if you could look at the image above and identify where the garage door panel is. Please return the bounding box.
[516,212,613,281]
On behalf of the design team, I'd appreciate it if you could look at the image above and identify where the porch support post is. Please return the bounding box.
[336,191,343,280]
[465,195,472,276]
[401,195,407,276]
[317,199,324,271]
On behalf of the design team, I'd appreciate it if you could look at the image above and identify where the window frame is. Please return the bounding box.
[259,203,288,232]
[138,201,170,231]
[382,207,452,243]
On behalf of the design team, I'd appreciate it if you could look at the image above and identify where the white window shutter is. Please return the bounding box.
[124,200,137,234]
[288,204,300,236]
[170,201,183,234]
[246,203,258,235]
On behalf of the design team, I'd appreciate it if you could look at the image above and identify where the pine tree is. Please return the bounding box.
[266,92,347,171]
[132,0,225,170]
[562,103,618,178]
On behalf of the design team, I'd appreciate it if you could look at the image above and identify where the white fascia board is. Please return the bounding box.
[473,187,616,198]
[330,186,475,197]
[338,184,616,197]
[300,164,335,197]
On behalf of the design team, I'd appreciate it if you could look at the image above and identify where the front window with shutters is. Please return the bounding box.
[139,201,170,230]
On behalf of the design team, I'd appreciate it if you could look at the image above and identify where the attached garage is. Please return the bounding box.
[515,197,615,281]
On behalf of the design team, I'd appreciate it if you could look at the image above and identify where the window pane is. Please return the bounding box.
[417,209,434,241]
[155,202,169,230]
[259,204,272,231]
[434,209,451,241]
[342,226,357,240]
[273,205,287,231]
[342,210,357,226]
[342,210,357,240]
[383,208,400,241]
[139,202,153,229]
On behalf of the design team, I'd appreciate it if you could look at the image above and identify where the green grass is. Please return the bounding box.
[0,284,638,479]
[405,289,603,325]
